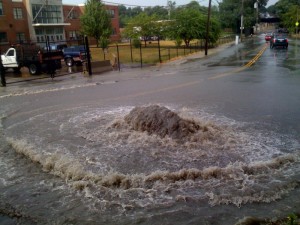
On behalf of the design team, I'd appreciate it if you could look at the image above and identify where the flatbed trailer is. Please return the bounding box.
[1,44,63,75]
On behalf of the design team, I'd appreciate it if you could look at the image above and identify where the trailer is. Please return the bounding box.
[1,44,64,75]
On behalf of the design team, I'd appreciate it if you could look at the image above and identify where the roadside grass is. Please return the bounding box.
[89,40,205,65]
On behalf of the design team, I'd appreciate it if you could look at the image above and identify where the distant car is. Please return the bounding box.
[277,28,289,34]
[270,34,288,49]
[265,33,272,42]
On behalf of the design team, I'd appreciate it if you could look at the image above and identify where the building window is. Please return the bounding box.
[66,10,78,19]
[32,4,63,24]
[0,32,7,43]
[69,31,78,40]
[106,9,115,18]
[17,33,25,43]
[35,27,64,42]
[13,8,23,19]
[0,1,3,15]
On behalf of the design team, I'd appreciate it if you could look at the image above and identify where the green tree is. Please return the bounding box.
[267,0,299,30]
[80,0,112,47]
[219,0,268,32]
[118,5,128,28]
[123,13,165,46]
[271,0,299,17]
[144,6,169,19]
[168,8,220,47]
[282,5,300,33]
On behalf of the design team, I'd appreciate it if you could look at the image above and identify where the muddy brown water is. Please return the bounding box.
[0,102,299,224]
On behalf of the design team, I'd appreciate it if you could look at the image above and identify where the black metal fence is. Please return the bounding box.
[89,35,236,70]
[0,35,236,86]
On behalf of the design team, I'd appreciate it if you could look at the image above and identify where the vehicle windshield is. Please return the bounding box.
[273,33,288,38]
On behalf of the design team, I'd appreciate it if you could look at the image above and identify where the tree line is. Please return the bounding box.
[80,0,299,49]
[267,0,300,33]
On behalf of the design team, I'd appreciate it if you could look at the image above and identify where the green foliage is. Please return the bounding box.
[174,37,182,47]
[271,0,299,17]
[169,9,203,46]
[123,13,165,42]
[80,0,112,47]
[167,8,208,47]
[119,3,176,28]
[208,18,222,44]
[287,213,298,225]
[144,6,169,19]
[282,5,300,33]
[267,0,300,32]
[132,38,141,48]
[99,37,109,50]
[219,0,268,31]
[121,1,221,46]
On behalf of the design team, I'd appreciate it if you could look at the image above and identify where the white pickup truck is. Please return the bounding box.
[1,44,63,75]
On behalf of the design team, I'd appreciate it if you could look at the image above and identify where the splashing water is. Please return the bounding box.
[1,104,300,224]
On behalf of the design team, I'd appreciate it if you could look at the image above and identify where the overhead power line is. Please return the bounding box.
[102,0,216,8]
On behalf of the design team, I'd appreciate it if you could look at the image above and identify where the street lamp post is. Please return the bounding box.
[255,1,259,33]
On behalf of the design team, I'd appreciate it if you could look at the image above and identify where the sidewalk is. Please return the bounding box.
[163,41,235,66]
[1,41,236,88]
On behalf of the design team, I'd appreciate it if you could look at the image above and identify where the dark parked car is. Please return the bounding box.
[62,45,87,67]
[270,34,288,49]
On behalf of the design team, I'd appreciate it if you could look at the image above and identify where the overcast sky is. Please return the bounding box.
[63,0,278,8]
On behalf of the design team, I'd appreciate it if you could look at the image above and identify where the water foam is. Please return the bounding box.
[0,83,97,99]
[4,104,300,209]
[6,137,300,207]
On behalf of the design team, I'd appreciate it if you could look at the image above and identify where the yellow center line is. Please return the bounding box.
[209,43,268,80]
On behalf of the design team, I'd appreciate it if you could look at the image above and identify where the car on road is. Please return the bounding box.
[270,33,288,49]
[265,33,273,42]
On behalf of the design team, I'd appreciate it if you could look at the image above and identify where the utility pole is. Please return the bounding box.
[297,7,299,36]
[240,0,244,42]
[205,0,212,55]
[167,0,171,20]
[255,1,259,33]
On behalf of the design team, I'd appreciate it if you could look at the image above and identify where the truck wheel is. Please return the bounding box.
[65,58,74,67]
[29,64,40,75]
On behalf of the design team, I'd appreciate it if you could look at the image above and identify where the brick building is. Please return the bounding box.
[0,0,120,49]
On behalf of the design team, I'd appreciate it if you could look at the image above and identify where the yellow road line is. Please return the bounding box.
[209,43,268,80]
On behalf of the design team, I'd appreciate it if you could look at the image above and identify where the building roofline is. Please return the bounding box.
[33,23,71,26]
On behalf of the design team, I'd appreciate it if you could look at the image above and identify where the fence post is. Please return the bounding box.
[116,44,120,71]
[158,38,162,63]
[84,36,92,76]
[168,48,170,60]
[0,55,6,87]
[139,43,143,68]
[130,39,133,63]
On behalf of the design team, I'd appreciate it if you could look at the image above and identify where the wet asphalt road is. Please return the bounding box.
[0,34,300,225]
[4,33,300,137]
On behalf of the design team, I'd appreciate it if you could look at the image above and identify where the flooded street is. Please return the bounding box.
[0,35,300,224]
